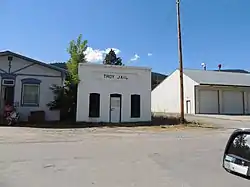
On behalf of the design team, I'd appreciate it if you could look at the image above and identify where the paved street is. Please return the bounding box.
[153,112,250,129]
[0,127,249,187]
[186,114,250,129]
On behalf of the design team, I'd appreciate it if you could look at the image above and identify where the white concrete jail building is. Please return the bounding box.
[76,63,151,123]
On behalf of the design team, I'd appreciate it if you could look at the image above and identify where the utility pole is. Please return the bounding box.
[176,0,185,123]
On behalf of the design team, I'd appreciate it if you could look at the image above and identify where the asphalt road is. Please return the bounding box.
[186,114,250,129]
[153,112,250,129]
[0,127,249,187]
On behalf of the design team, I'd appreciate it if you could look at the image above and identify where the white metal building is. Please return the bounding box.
[76,63,151,123]
[152,69,250,115]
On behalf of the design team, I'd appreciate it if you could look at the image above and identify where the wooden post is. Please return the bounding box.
[176,0,185,123]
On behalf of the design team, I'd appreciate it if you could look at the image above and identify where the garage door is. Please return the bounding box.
[199,90,219,114]
[246,93,250,114]
[222,91,244,114]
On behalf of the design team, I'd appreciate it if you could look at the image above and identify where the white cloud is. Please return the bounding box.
[148,53,152,56]
[84,47,104,63]
[130,54,140,61]
[84,47,121,63]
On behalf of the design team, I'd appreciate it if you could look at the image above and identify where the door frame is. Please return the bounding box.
[109,93,122,123]
[0,85,16,117]
[186,100,191,114]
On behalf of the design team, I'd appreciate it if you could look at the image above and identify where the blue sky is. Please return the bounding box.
[1,0,250,74]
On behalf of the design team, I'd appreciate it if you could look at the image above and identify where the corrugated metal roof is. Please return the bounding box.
[184,69,250,87]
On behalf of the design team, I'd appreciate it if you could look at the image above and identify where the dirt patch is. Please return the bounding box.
[127,123,219,132]
[0,115,216,129]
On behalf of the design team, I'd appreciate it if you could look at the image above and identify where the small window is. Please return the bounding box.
[2,79,15,86]
[131,94,140,118]
[89,93,100,117]
[22,84,40,106]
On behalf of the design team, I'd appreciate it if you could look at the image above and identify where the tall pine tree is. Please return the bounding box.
[103,49,123,66]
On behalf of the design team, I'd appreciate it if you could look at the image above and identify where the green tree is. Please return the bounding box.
[66,34,88,84]
[48,34,88,120]
[103,49,123,66]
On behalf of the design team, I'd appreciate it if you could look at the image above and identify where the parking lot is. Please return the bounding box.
[0,126,249,187]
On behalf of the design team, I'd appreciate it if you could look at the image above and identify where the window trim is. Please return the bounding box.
[21,78,41,84]
[131,94,141,118]
[88,93,100,118]
[21,78,41,107]
[2,79,15,86]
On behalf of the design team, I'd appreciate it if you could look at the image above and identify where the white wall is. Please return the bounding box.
[0,55,63,121]
[77,63,151,123]
[0,56,62,77]
[14,75,61,121]
[151,69,198,114]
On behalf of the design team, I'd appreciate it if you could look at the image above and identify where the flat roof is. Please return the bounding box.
[79,63,151,71]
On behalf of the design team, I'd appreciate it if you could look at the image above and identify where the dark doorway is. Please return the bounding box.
[4,86,14,105]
